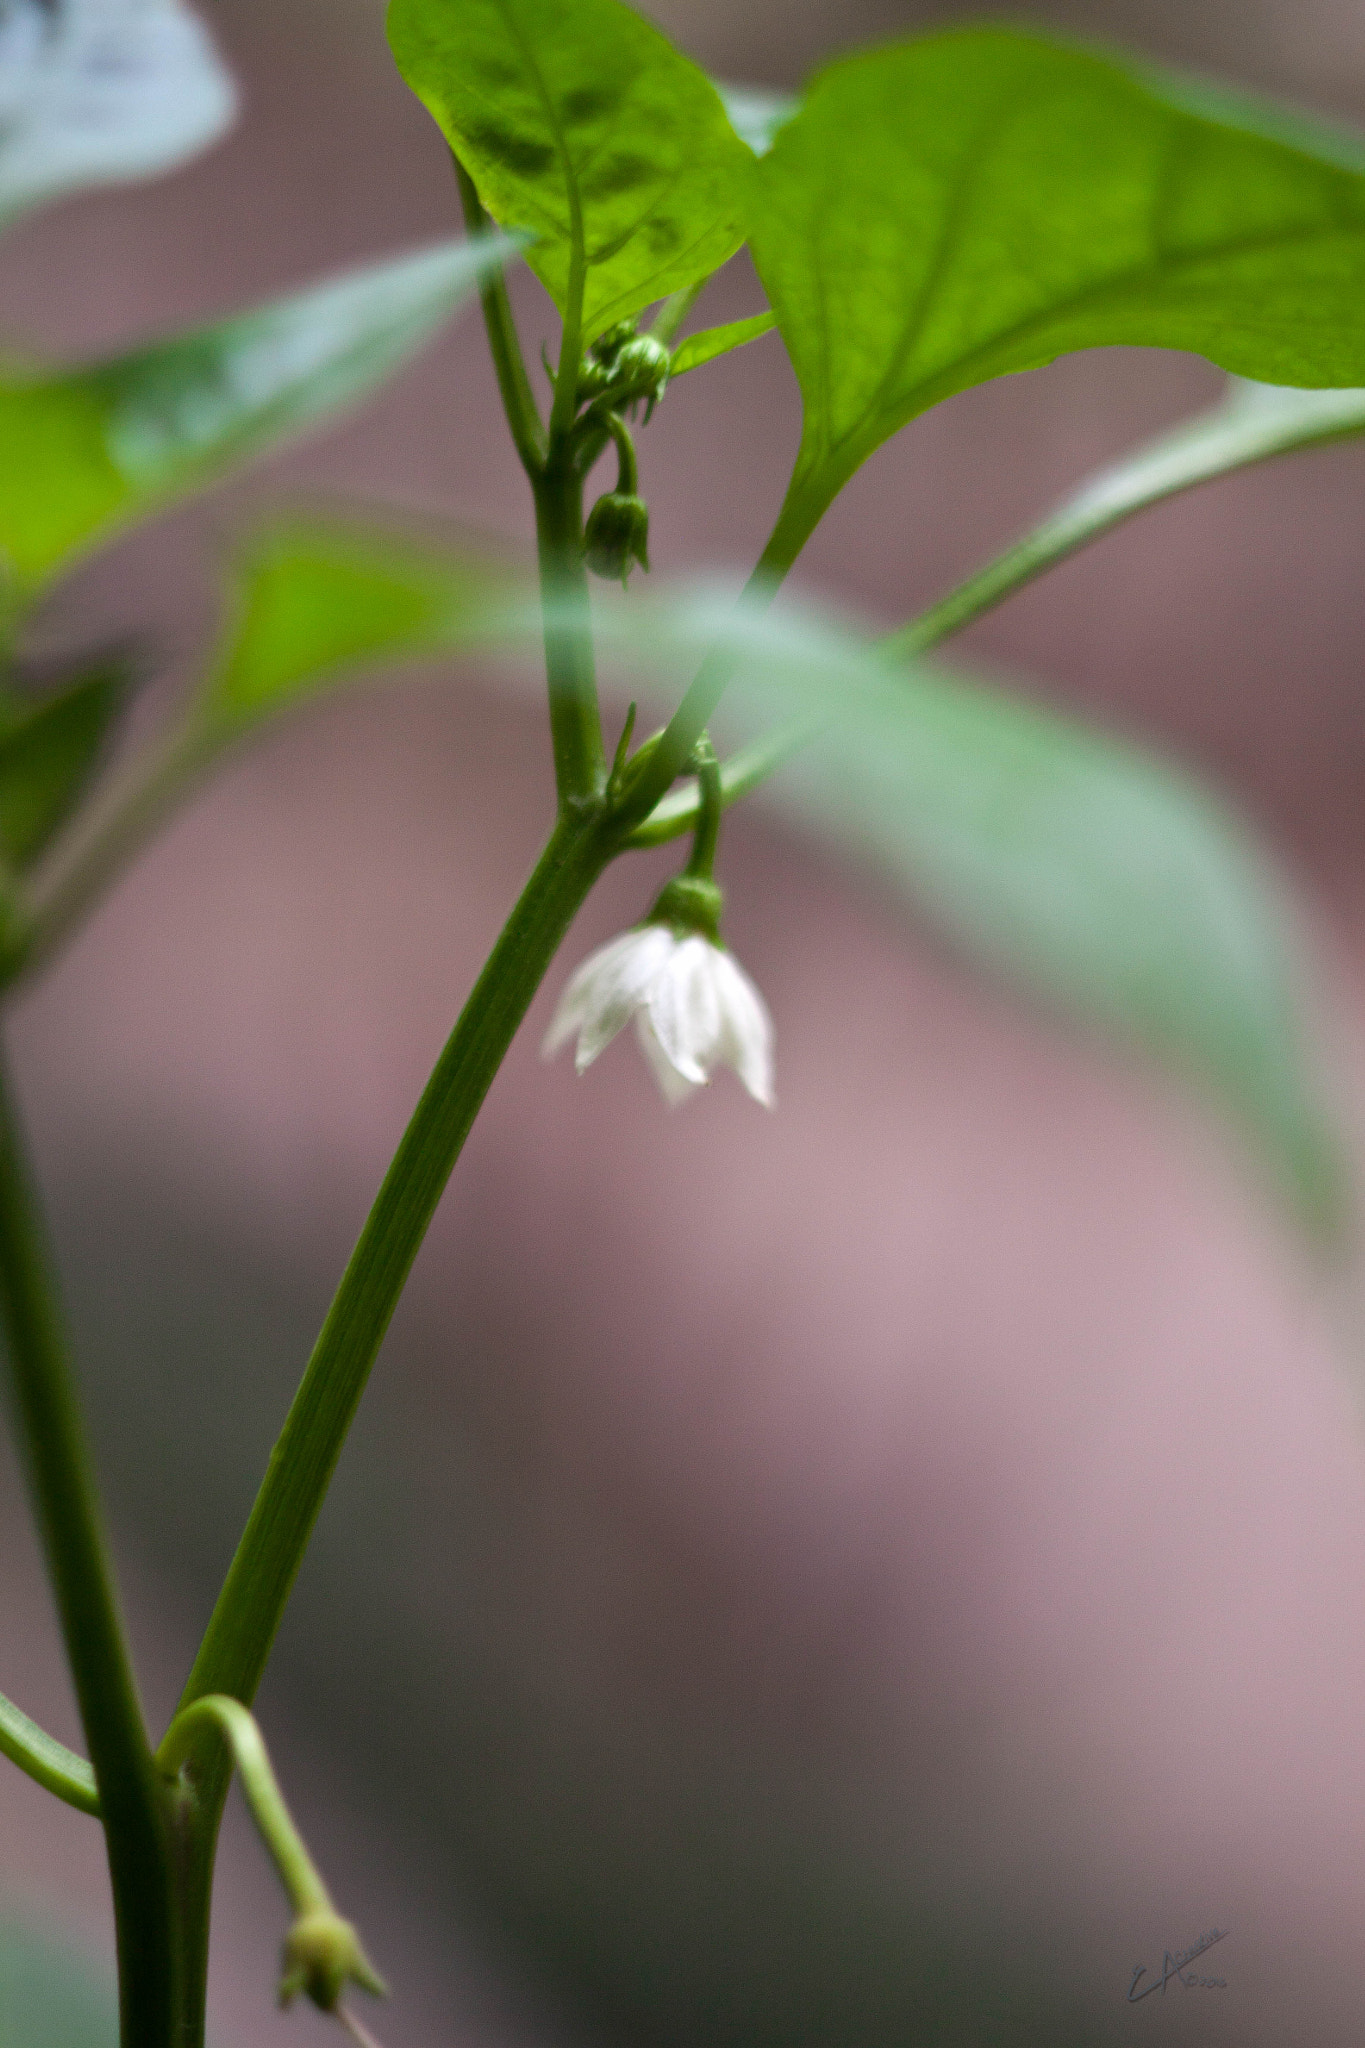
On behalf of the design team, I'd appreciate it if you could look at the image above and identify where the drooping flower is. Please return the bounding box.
[542,923,774,1108]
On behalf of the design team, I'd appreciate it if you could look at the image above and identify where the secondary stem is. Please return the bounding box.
[0,1048,177,2044]
[166,806,617,2042]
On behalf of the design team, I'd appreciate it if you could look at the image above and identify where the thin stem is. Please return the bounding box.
[623,721,818,848]
[166,809,616,2036]
[613,520,798,828]
[682,737,722,880]
[182,809,610,1700]
[549,221,586,443]
[0,1047,177,2044]
[0,1686,100,1815]
[603,412,638,496]
[648,280,707,348]
[159,1697,330,1916]
[453,157,546,481]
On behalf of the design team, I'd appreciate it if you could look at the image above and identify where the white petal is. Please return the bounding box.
[542,927,676,1070]
[645,935,722,1084]
[635,1011,705,1107]
[710,949,776,1107]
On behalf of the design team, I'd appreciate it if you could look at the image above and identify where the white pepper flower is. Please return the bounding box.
[542,924,775,1108]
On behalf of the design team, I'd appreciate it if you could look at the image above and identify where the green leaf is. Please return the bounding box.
[203,520,510,729]
[671,310,777,378]
[0,0,237,230]
[0,235,521,593]
[749,28,1365,565]
[386,0,751,341]
[583,585,1347,1238]
[890,375,1365,657]
[0,653,129,867]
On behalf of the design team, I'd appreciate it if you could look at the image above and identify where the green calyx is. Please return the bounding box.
[647,872,724,942]
[278,1906,387,2013]
[584,491,650,585]
[578,327,670,417]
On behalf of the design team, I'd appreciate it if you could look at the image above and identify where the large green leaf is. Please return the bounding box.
[0,234,521,592]
[748,29,1365,564]
[386,0,750,341]
[0,0,236,230]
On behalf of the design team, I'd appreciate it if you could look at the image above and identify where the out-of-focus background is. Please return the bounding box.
[4,0,1365,2042]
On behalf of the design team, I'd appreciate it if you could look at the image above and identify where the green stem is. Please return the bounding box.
[0,1686,100,1815]
[623,721,818,849]
[648,280,707,348]
[604,412,638,496]
[534,445,607,806]
[167,808,615,2039]
[0,1047,177,2044]
[159,1698,330,1917]
[452,156,546,481]
[682,737,722,881]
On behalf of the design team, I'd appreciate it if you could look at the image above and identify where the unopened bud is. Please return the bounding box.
[610,334,670,416]
[278,1908,386,2014]
[584,492,650,585]
[591,319,637,360]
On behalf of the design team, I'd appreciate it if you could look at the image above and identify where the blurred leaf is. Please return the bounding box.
[173,517,1348,1235]
[0,1920,115,2046]
[0,234,521,592]
[749,28,1365,563]
[0,651,129,865]
[0,0,237,229]
[585,585,1347,1238]
[716,82,797,157]
[203,519,511,730]
[892,375,1365,655]
[671,310,776,378]
[387,0,750,340]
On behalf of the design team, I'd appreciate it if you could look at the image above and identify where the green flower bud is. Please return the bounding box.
[278,1907,386,2013]
[584,491,650,586]
[610,333,670,416]
[590,319,638,363]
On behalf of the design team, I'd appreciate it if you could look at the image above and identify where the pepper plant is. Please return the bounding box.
[3,0,1365,2042]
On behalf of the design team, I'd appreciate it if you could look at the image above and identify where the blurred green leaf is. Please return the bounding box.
[749,28,1365,563]
[586,585,1347,1238]
[203,520,510,730]
[892,375,1365,656]
[0,652,129,866]
[0,235,521,592]
[0,1920,115,2046]
[147,514,1349,1234]
[671,311,777,378]
[0,0,236,230]
[387,0,750,340]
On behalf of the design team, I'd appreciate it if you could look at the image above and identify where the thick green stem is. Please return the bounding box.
[166,808,615,2043]
[0,1047,178,2044]
[534,446,607,806]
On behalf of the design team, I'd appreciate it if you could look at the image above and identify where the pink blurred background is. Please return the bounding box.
[4,1,1365,2042]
